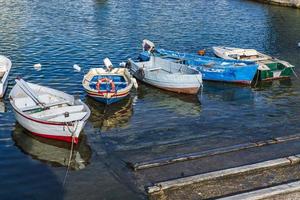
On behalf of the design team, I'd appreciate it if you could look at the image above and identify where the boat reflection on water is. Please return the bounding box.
[137,83,202,116]
[12,124,92,170]
[0,100,5,113]
[86,95,133,131]
[203,82,255,104]
[255,79,293,90]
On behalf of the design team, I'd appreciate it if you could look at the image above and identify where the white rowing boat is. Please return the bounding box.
[0,55,12,98]
[212,46,271,62]
[9,79,90,144]
[128,56,202,94]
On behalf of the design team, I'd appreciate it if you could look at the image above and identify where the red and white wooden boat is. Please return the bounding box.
[9,79,90,144]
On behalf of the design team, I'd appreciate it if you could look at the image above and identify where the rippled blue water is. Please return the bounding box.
[0,0,300,199]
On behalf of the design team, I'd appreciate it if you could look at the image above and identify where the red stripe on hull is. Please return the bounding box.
[14,108,67,126]
[30,131,78,144]
[88,93,129,99]
[262,76,290,81]
[86,91,129,98]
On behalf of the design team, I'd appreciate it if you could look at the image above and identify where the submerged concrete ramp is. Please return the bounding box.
[217,181,300,200]
[147,155,300,199]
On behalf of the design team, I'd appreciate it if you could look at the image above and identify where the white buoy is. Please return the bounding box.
[119,62,126,68]
[33,63,42,71]
[73,64,81,72]
[298,42,300,47]
[132,78,138,89]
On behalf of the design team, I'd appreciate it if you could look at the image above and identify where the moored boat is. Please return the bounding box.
[212,46,295,81]
[128,56,203,94]
[82,58,138,105]
[9,78,90,144]
[0,55,12,98]
[139,40,259,85]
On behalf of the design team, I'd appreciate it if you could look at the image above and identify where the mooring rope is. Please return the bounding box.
[63,120,79,186]
[254,70,260,88]
[291,67,299,79]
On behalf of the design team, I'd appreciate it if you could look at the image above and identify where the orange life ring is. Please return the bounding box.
[96,78,115,94]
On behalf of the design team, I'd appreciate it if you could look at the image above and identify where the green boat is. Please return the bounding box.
[212,46,295,81]
[257,59,294,81]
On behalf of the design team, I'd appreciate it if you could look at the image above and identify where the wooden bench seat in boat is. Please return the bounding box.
[21,100,72,112]
[29,105,84,119]
[46,111,88,122]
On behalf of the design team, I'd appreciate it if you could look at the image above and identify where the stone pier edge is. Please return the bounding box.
[147,154,300,194]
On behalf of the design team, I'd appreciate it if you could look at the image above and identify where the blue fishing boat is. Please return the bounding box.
[82,58,138,105]
[139,40,259,85]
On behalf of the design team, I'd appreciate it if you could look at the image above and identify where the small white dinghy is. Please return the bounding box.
[0,55,12,98]
[212,46,271,62]
[128,56,202,94]
[9,78,90,144]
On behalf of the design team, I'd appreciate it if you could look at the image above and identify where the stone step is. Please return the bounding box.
[147,154,300,200]
[217,181,300,200]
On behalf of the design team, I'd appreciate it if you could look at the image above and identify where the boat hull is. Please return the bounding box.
[0,78,9,98]
[150,85,199,94]
[134,76,201,94]
[12,107,85,144]
[258,63,293,81]
[0,55,12,98]
[197,64,257,85]
[85,90,129,105]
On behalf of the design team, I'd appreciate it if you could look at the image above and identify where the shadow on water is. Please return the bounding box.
[203,81,255,104]
[93,0,108,5]
[86,95,134,131]
[0,100,5,113]
[12,123,92,170]
[137,82,202,116]
[254,78,293,91]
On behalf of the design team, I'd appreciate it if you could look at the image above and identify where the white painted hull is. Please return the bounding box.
[0,55,12,98]
[0,79,9,98]
[13,107,86,143]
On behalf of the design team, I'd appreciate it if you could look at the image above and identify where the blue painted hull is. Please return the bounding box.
[139,49,258,84]
[91,94,127,105]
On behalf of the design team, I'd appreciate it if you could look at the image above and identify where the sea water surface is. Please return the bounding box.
[0,0,300,199]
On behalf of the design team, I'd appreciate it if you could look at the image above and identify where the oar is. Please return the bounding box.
[15,78,46,109]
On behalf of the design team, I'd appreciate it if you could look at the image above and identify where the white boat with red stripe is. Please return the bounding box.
[9,78,90,144]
